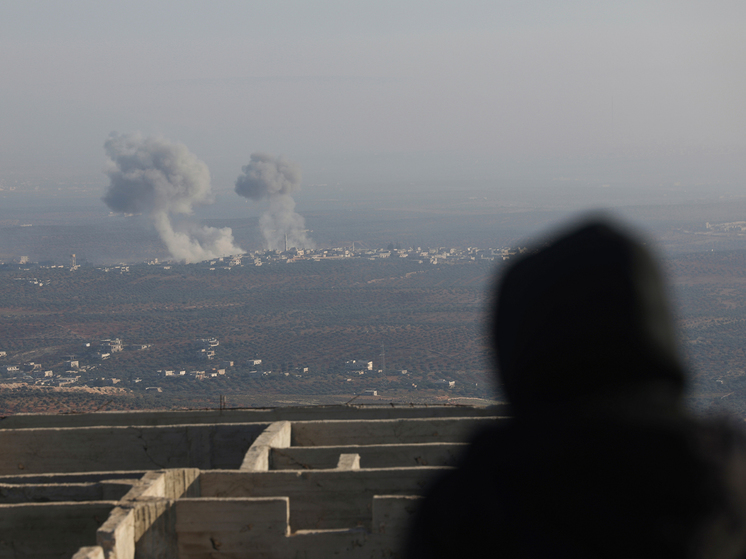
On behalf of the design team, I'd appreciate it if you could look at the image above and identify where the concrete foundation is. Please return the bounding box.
[0,405,503,558]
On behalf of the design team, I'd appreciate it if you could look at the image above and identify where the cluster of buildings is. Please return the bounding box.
[193,337,219,361]
[1,358,92,387]
[155,337,270,379]
[705,221,746,233]
[93,338,149,361]
[3,242,524,273]
[345,359,374,372]
[189,244,519,269]
[1,343,459,397]
[1,324,460,396]
[158,369,226,380]
[153,338,276,380]
[0,338,150,388]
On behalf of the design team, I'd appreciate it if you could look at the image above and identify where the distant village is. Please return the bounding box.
[0,338,150,389]
[3,243,522,273]
[0,243,509,396]
[227,244,519,266]
[0,334,459,397]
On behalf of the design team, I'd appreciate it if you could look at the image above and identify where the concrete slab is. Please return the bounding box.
[336,454,361,470]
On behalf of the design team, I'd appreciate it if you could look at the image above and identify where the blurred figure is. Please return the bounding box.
[406,218,746,559]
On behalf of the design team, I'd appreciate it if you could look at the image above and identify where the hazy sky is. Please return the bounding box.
[1,1,745,190]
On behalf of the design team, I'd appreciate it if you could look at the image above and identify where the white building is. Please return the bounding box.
[345,360,373,371]
[100,338,123,352]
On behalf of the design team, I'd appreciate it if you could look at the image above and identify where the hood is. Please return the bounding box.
[492,219,686,415]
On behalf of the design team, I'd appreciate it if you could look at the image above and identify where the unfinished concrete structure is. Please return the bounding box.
[0,405,504,558]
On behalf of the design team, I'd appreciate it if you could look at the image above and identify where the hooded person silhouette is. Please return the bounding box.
[406,219,746,559]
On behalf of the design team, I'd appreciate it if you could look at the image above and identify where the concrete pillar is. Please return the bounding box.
[97,506,135,559]
[336,454,361,470]
[132,498,178,559]
[121,469,199,501]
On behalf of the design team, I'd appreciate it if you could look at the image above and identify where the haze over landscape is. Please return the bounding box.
[2,2,745,195]
[1,1,746,413]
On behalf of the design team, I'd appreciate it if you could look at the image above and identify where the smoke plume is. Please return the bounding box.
[234,153,313,250]
[103,132,243,262]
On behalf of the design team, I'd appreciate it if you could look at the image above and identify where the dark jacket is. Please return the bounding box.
[406,220,746,558]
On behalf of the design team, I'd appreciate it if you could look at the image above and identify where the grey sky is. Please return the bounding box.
[1,1,745,190]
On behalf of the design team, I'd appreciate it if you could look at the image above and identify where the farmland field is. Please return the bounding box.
[4,243,746,416]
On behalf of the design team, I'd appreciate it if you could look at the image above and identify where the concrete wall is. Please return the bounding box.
[0,480,134,504]
[199,467,447,531]
[290,417,496,446]
[174,495,420,559]
[0,407,496,558]
[0,405,504,430]
[240,421,291,472]
[270,442,468,470]
[121,469,200,502]
[0,472,146,485]
[0,502,117,559]
[93,469,200,559]
[69,472,430,558]
[176,497,289,558]
[0,423,268,475]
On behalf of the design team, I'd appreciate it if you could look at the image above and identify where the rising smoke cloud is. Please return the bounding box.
[234,153,313,250]
[103,132,243,263]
